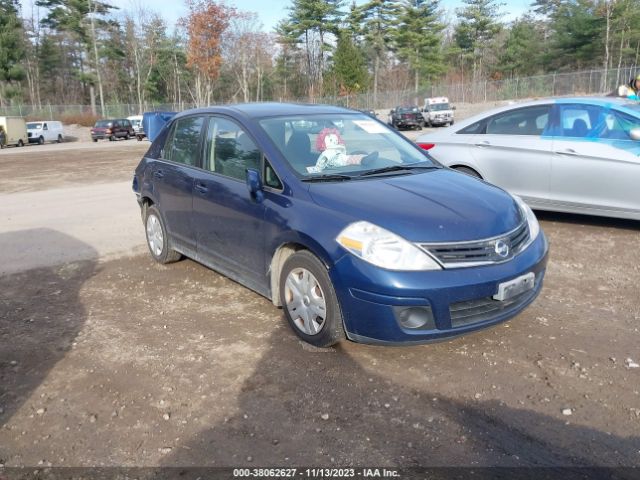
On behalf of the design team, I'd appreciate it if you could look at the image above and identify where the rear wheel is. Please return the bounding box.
[280,250,345,347]
[144,205,182,264]
[455,166,482,179]
[18,139,24,147]
[57,134,63,143]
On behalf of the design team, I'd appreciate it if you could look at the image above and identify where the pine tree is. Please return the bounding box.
[0,0,25,105]
[396,0,445,94]
[454,0,504,82]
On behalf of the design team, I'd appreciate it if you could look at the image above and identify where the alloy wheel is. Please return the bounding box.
[284,267,327,336]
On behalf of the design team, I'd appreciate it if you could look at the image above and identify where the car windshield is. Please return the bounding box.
[397,107,419,114]
[259,113,437,178]
[27,123,42,130]
[95,120,111,128]
[429,103,450,111]
[130,119,141,127]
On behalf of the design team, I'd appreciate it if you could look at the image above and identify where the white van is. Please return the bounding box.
[0,116,28,148]
[26,120,64,144]
[422,97,455,127]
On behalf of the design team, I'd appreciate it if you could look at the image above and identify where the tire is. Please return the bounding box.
[455,166,482,179]
[144,205,182,264]
[18,139,24,147]
[57,134,63,143]
[280,250,345,347]
[109,135,115,141]
[93,138,98,142]
[38,136,44,145]
[125,133,130,140]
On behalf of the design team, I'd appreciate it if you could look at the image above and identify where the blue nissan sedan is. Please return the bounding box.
[132,103,549,347]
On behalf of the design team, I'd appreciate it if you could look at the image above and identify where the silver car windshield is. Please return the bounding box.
[259,114,435,177]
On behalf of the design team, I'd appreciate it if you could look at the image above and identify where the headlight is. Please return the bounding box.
[336,221,441,271]
[513,195,540,243]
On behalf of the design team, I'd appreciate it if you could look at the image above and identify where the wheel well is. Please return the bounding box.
[451,165,482,178]
[140,197,154,220]
[269,242,332,307]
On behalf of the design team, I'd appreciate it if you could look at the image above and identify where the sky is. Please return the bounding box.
[102,0,533,33]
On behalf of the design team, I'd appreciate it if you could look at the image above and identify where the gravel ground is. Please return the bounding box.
[0,115,639,471]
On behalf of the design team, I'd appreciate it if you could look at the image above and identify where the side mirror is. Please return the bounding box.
[390,110,395,114]
[245,168,264,203]
[630,128,640,141]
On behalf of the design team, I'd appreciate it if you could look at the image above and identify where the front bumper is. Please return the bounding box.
[330,232,549,344]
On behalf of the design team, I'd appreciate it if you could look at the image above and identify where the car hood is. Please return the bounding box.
[308,169,522,242]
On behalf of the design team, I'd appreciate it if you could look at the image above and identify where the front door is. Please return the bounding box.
[192,116,267,289]
[550,104,640,215]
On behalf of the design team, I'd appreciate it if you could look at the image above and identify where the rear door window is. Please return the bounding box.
[486,106,551,136]
[163,116,205,166]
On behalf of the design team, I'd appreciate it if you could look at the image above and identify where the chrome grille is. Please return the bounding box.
[419,222,530,268]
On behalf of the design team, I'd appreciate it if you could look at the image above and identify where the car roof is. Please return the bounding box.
[174,102,357,120]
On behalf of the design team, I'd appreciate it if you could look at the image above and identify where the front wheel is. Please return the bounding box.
[144,205,182,264]
[280,251,345,347]
[38,136,45,145]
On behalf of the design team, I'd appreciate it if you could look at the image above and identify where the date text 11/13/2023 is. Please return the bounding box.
[232,468,400,478]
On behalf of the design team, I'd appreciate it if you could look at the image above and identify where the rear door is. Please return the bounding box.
[192,116,267,288]
[468,104,553,201]
[152,115,206,256]
[550,104,640,215]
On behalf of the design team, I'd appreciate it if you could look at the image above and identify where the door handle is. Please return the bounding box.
[554,148,579,156]
[153,170,164,179]
[194,183,209,194]
[475,141,490,147]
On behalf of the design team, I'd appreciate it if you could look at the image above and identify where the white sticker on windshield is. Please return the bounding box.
[353,120,389,134]
[306,166,322,174]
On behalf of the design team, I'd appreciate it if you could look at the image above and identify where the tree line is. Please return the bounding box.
[1,0,639,112]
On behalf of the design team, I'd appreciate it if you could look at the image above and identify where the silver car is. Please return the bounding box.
[415,97,640,221]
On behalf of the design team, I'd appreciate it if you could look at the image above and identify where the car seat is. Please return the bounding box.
[286,131,316,173]
[570,119,589,137]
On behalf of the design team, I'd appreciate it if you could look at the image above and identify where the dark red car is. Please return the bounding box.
[91,119,135,142]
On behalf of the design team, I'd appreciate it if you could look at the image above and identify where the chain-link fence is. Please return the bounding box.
[1,66,638,120]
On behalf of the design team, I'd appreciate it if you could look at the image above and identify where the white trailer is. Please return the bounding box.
[0,116,28,148]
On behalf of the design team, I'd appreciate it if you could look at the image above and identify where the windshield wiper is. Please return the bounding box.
[302,173,353,182]
[358,164,438,177]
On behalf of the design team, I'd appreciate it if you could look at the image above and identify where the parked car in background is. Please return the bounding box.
[128,115,147,141]
[128,115,143,132]
[422,97,455,127]
[415,97,640,221]
[389,106,423,130]
[133,103,548,348]
[0,116,28,148]
[91,119,135,142]
[27,120,64,144]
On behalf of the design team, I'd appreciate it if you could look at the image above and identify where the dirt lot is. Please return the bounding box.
[0,128,640,472]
